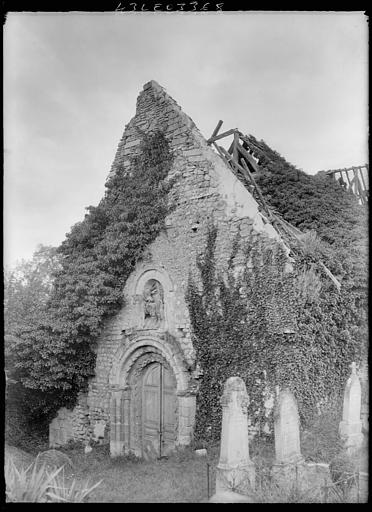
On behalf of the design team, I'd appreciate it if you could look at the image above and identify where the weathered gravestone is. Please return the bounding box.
[339,362,363,455]
[271,388,332,495]
[274,388,303,465]
[210,377,255,502]
[271,388,304,490]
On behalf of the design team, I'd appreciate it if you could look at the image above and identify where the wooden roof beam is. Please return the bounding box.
[209,120,223,141]
[207,128,238,145]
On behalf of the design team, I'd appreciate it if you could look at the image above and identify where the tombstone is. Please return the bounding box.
[339,362,363,454]
[271,389,334,496]
[274,388,303,465]
[271,388,304,490]
[212,377,255,500]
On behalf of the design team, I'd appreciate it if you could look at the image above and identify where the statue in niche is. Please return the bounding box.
[143,279,164,329]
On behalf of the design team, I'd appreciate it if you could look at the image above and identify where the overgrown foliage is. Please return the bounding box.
[187,227,294,442]
[186,138,367,444]
[252,137,368,364]
[251,135,368,284]
[187,219,365,445]
[6,130,175,425]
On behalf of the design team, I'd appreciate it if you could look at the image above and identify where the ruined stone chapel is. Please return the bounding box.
[49,80,295,458]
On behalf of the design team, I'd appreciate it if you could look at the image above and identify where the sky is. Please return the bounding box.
[4,11,368,269]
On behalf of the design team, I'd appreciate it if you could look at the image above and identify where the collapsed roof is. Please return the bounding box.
[207,121,343,290]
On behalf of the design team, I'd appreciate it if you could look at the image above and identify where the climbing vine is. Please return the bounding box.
[186,224,364,445]
[9,130,176,425]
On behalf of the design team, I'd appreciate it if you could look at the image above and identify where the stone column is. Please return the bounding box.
[339,362,363,455]
[122,387,131,453]
[215,377,255,495]
[110,388,124,457]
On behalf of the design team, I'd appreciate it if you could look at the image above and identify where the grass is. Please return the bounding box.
[5,415,368,503]
[56,444,214,503]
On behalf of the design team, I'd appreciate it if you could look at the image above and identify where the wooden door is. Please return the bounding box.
[142,363,176,458]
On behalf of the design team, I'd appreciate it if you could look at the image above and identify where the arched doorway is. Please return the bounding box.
[109,333,196,459]
[142,362,176,458]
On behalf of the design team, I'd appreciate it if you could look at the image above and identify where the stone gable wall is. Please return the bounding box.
[50,81,291,449]
[88,81,290,417]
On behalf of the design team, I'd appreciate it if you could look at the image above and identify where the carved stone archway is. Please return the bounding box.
[109,331,196,458]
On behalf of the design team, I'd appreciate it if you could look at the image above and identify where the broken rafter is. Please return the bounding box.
[318,262,341,291]
[239,133,268,158]
[345,169,353,190]
[272,215,299,240]
[240,159,277,223]
[325,164,368,176]
[217,144,275,224]
[207,128,238,145]
[325,164,368,204]
[213,142,251,188]
[275,215,303,237]
[210,119,223,140]
[233,131,239,163]
[356,166,367,191]
[235,139,260,173]
[209,120,342,290]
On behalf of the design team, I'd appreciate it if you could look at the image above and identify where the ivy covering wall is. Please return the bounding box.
[186,139,368,445]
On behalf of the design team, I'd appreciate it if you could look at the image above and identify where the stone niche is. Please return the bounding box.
[127,264,176,333]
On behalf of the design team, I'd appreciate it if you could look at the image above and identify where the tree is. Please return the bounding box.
[4,245,61,374]
[4,245,62,445]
